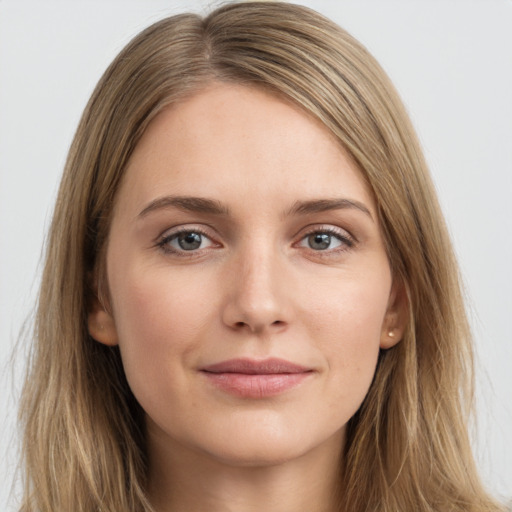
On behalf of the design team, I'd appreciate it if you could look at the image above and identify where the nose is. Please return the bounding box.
[221,247,291,335]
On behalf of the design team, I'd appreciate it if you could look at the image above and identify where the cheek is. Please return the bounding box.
[108,263,216,405]
[114,275,196,347]
[304,267,390,344]
[301,270,390,408]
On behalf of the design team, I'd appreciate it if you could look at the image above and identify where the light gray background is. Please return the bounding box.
[1,0,511,509]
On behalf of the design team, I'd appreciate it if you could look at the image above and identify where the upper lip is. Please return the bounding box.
[201,358,312,375]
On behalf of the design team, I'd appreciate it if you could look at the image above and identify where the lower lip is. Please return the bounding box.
[202,372,311,398]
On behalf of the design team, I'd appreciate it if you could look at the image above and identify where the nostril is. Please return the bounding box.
[231,319,285,332]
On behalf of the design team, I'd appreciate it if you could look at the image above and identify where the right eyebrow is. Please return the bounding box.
[285,198,373,221]
[137,195,230,219]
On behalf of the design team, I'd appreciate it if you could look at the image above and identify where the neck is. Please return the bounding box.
[147,424,344,512]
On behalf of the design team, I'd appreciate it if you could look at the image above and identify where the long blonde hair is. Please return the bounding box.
[19,2,504,511]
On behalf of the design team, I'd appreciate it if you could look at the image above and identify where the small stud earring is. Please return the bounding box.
[388,331,395,338]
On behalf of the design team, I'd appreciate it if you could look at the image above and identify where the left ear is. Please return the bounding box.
[88,295,119,346]
[87,272,119,347]
[380,278,408,349]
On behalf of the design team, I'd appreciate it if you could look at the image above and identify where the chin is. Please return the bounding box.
[195,421,345,469]
[210,442,304,468]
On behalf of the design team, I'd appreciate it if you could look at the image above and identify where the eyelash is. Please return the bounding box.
[156,227,216,257]
[297,226,355,255]
[156,226,355,257]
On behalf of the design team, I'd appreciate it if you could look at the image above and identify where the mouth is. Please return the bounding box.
[200,358,314,398]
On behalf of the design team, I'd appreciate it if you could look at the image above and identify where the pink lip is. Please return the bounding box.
[200,358,313,398]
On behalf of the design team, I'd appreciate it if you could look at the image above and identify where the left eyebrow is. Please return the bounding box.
[137,195,230,219]
[285,198,374,221]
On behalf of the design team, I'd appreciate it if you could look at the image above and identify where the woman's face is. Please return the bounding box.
[89,83,404,468]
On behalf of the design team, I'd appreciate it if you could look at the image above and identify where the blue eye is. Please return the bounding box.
[298,229,352,251]
[159,230,215,253]
[307,233,339,250]
[175,232,203,251]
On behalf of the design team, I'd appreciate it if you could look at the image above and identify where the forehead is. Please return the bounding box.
[115,83,375,219]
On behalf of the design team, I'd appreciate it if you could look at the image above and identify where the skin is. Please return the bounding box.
[89,83,406,512]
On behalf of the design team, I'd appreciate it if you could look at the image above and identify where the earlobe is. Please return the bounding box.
[88,294,118,346]
[380,279,408,349]
[380,326,402,349]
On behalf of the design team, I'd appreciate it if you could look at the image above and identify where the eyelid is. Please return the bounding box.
[293,224,356,252]
[158,224,209,239]
[153,223,356,257]
[296,224,355,242]
[155,224,222,256]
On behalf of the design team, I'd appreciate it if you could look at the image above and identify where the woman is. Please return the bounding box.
[18,2,505,511]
